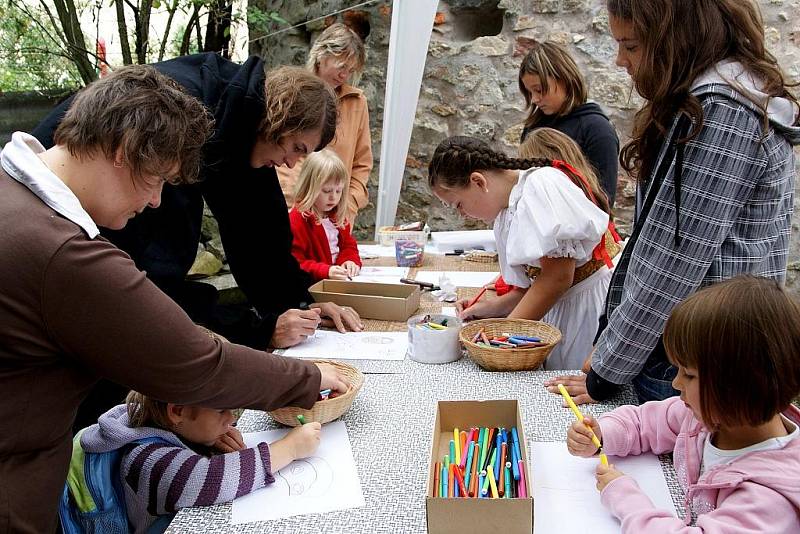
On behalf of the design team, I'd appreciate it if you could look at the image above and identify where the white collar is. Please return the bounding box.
[1,132,99,238]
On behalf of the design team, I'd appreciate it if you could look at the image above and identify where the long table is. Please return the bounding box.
[167,253,685,533]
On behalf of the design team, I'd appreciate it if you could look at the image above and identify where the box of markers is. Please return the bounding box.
[426,400,532,534]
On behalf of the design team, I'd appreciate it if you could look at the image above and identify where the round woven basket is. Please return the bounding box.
[459,318,562,371]
[269,360,364,426]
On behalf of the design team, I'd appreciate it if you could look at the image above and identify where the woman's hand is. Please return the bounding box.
[315,361,349,397]
[310,302,364,332]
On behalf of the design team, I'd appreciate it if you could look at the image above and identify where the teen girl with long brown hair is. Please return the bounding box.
[549,0,800,404]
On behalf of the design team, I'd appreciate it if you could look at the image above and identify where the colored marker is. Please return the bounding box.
[448,463,454,497]
[454,465,467,497]
[454,428,461,465]
[517,460,527,498]
[450,439,456,468]
[499,442,507,496]
[296,414,306,425]
[504,465,512,499]
[487,466,499,498]
[434,461,440,497]
[464,441,475,487]
[558,383,608,466]
[442,464,448,498]
[511,427,522,480]
[469,442,480,496]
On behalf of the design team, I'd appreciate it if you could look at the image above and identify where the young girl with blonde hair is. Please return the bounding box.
[279,22,373,224]
[76,392,322,532]
[429,136,619,370]
[290,149,363,282]
[567,276,800,532]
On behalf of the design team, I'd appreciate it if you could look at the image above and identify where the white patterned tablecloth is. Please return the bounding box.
[166,364,683,533]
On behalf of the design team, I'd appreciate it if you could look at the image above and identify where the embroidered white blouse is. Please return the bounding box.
[493,167,608,288]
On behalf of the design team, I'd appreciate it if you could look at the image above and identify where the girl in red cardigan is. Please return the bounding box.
[290,149,362,282]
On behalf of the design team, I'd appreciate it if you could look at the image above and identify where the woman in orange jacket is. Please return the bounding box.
[278,22,372,226]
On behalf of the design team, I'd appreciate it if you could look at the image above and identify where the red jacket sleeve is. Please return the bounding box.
[289,209,333,282]
[335,223,362,267]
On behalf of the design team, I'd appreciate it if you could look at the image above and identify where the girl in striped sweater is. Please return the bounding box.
[79,391,321,533]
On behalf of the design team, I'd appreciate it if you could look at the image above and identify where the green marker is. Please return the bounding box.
[296,414,306,425]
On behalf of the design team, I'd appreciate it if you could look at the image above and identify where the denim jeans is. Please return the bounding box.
[632,339,679,403]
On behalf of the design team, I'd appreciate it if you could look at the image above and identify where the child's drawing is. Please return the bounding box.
[275,457,334,497]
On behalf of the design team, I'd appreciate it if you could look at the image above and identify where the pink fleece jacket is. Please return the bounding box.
[598,396,800,533]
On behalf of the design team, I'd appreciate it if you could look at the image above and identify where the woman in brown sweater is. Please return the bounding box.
[0,65,346,533]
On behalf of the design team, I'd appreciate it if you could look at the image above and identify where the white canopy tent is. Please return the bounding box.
[373,0,439,238]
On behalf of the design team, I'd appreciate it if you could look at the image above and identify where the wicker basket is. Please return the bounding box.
[269,360,364,426]
[464,250,499,263]
[459,318,562,371]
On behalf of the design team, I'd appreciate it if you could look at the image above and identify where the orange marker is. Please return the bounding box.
[434,461,440,497]
[469,442,480,497]
[448,463,454,498]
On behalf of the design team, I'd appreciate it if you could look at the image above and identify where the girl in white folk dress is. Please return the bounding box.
[428,135,620,370]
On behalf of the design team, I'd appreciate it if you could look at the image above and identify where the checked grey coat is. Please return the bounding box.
[590,60,800,392]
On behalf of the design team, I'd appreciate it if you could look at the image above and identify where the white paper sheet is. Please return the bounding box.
[413,271,498,288]
[531,442,677,534]
[232,421,365,523]
[281,330,408,361]
[350,266,408,284]
[430,230,496,253]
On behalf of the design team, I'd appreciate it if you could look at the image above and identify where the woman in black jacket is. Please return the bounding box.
[519,41,620,206]
[33,54,363,429]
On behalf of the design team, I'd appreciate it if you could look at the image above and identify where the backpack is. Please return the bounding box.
[58,429,169,533]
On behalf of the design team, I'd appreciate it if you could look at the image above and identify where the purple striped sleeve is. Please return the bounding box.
[257,442,275,485]
[235,447,256,499]
[193,454,225,506]
[146,448,182,515]
[164,455,201,512]
[124,443,169,493]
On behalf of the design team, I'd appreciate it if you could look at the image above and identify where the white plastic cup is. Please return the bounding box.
[406,313,463,364]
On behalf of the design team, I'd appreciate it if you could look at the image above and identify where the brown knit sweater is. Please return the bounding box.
[0,168,321,533]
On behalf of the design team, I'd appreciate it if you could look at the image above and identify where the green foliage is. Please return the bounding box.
[0,2,81,92]
[247,5,287,35]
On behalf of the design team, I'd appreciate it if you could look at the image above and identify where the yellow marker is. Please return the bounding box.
[454,428,461,465]
[427,321,446,330]
[487,465,500,498]
[558,383,609,466]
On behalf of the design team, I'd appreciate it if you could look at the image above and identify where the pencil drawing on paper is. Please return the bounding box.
[275,456,334,497]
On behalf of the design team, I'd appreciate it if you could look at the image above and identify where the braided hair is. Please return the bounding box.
[428,136,549,189]
[428,135,610,214]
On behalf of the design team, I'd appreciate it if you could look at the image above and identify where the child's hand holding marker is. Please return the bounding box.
[595,462,624,492]
[559,383,608,466]
[566,415,603,457]
[341,261,360,278]
[328,265,351,280]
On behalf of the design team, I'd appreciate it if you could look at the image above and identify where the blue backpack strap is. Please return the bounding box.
[59,430,172,533]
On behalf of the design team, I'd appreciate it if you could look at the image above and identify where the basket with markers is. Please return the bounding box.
[459,318,561,371]
[269,360,364,426]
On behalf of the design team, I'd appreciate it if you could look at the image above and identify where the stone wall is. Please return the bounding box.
[253,0,800,285]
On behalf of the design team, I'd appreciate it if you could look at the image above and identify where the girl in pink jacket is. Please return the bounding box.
[568,276,800,532]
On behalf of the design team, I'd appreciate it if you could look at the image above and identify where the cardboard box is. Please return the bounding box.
[426,400,533,534]
[308,280,420,321]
